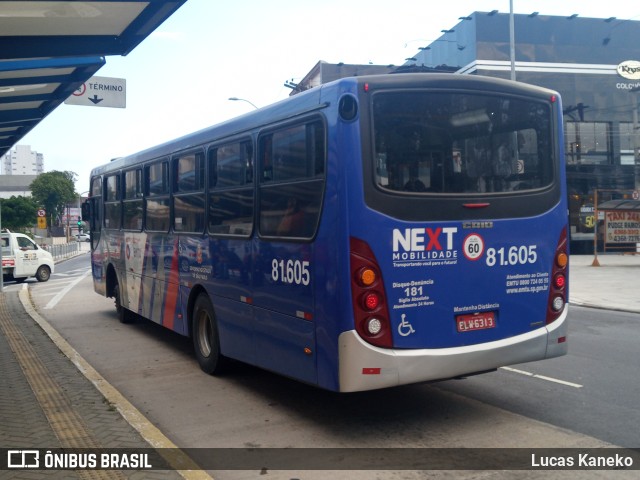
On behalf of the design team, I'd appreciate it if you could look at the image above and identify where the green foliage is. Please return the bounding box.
[30,171,77,226]
[0,196,39,231]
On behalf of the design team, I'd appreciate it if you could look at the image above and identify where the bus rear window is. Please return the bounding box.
[372,92,554,195]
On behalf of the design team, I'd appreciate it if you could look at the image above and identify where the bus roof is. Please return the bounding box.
[90,73,559,179]
[90,80,329,178]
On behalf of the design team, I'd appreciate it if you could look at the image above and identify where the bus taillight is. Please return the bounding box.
[363,292,380,310]
[546,227,568,324]
[350,237,393,348]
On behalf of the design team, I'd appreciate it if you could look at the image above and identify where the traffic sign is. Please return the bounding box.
[37,217,46,229]
[633,190,639,200]
[64,76,126,109]
[37,209,46,217]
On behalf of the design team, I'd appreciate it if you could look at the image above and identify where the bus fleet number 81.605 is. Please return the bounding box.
[271,259,311,285]
[486,245,538,267]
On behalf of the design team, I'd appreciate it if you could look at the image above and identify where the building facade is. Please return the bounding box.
[1,144,44,176]
[290,61,398,95]
[295,12,640,252]
[404,11,640,252]
[0,174,37,199]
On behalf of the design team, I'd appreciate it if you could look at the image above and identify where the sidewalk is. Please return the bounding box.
[569,254,640,314]
[0,287,190,479]
[0,249,205,479]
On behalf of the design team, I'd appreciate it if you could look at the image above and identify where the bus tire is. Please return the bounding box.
[35,265,51,282]
[192,293,228,375]
[113,282,133,324]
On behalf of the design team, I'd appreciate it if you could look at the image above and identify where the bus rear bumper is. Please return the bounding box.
[338,305,569,392]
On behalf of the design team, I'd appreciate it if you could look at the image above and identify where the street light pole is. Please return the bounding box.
[228,97,258,109]
[509,0,516,81]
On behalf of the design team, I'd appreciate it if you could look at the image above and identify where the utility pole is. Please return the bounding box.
[509,0,516,81]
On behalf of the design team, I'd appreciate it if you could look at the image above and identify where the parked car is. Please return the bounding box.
[76,232,90,242]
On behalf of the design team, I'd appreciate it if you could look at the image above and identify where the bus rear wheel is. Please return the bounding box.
[192,293,228,375]
[113,282,133,324]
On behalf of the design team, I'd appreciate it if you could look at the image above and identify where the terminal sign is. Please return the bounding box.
[64,76,126,109]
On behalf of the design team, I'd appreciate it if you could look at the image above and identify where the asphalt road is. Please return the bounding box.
[19,252,640,479]
[436,305,640,448]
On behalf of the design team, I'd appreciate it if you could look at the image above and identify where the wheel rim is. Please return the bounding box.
[39,267,50,281]
[196,310,212,358]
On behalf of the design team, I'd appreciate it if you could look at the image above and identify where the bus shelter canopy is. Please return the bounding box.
[598,199,640,211]
[0,0,186,158]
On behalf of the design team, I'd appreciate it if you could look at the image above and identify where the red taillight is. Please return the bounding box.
[350,237,393,348]
[363,292,380,310]
[546,227,568,324]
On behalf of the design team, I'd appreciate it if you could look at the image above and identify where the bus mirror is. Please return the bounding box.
[81,200,91,221]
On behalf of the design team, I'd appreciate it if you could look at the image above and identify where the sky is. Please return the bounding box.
[18,0,640,192]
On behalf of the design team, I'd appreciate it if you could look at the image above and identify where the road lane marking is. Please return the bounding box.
[44,268,91,309]
[500,366,583,388]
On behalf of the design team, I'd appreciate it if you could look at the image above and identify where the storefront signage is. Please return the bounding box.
[604,211,640,244]
[617,60,640,80]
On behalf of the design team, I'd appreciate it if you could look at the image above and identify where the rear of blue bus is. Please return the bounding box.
[337,74,568,392]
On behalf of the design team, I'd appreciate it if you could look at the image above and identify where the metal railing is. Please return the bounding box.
[44,241,88,262]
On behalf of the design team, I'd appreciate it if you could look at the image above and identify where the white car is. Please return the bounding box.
[76,233,90,242]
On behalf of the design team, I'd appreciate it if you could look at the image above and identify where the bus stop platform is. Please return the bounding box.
[0,253,638,476]
[569,254,640,314]
[0,287,190,479]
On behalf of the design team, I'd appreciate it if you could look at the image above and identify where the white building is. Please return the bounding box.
[1,145,44,175]
[0,175,37,199]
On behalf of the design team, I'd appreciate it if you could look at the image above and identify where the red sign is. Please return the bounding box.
[605,211,640,244]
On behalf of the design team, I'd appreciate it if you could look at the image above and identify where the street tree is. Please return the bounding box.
[0,195,39,231]
[30,171,77,226]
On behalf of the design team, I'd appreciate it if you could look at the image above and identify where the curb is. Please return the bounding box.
[18,284,213,480]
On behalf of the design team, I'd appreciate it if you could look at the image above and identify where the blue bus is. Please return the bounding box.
[85,73,568,392]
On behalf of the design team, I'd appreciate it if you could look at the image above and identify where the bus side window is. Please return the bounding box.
[104,173,121,230]
[173,151,205,233]
[208,140,254,237]
[123,168,143,231]
[258,120,326,239]
[144,160,171,232]
[89,176,102,235]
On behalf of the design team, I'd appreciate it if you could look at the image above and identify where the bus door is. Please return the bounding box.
[206,141,255,364]
[207,237,254,364]
[250,119,326,384]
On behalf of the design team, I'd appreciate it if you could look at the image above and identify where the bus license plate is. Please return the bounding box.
[456,311,496,332]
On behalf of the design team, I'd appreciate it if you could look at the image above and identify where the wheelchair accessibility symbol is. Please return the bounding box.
[398,314,415,337]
